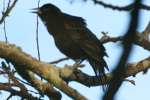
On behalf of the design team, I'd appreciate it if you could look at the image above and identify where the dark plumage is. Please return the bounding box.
[33,3,109,78]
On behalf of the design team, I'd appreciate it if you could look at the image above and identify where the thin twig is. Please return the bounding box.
[124,79,135,85]
[3,21,8,43]
[93,0,133,11]
[0,0,18,24]
[50,57,69,64]
[36,0,41,61]
[91,0,150,11]
[3,0,8,43]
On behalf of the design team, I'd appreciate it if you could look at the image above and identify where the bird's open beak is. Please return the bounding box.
[31,8,41,14]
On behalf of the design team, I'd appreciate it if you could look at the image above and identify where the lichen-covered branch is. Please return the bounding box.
[60,56,150,86]
[0,39,150,99]
[0,62,38,100]
[0,41,87,100]
[18,70,62,100]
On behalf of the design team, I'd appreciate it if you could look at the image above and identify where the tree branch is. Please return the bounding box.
[103,0,141,99]
[100,22,150,51]
[60,56,150,86]
[0,41,87,100]
[90,0,150,11]
[0,0,18,24]
[18,70,62,100]
[0,40,149,89]
[0,82,38,100]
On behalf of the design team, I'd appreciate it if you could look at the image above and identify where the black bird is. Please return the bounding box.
[32,3,109,78]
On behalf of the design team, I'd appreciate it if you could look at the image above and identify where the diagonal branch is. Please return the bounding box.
[103,0,141,99]
[0,83,38,100]
[0,0,18,24]
[0,41,87,100]
[17,69,62,100]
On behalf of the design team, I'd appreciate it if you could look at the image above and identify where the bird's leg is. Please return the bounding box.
[72,59,84,69]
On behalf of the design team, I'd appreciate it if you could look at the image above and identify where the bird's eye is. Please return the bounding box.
[42,6,49,12]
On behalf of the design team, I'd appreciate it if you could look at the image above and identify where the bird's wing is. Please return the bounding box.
[76,33,109,71]
[63,13,109,72]
[79,35,106,61]
[63,13,87,30]
[63,13,106,60]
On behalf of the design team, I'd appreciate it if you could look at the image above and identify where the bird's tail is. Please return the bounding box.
[88,58,108,76]
[88,58,108,86]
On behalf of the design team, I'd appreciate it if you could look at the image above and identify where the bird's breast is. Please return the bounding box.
[53,33,86,60]
[45,21,86,60]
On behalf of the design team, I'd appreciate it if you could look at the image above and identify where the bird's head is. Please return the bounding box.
[31,3,61,20]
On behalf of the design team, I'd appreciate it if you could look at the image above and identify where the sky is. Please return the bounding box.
[0,0,150,100]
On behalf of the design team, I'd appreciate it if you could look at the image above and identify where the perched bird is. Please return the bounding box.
[32,3,109,78]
